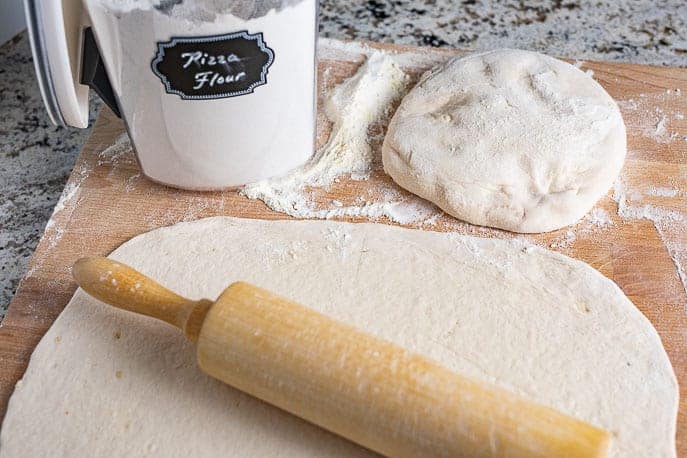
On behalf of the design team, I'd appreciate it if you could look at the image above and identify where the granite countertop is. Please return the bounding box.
[1,0,686,321]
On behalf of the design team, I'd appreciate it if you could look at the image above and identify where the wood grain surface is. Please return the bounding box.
[1,40,685,454]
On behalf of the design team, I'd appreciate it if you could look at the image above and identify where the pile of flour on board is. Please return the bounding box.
[241,50,441,224]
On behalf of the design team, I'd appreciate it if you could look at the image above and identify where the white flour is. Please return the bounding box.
[85,0,317,189]
[587,208,613,227]
[647,186,681,198]
[241,52,442,224]
[612,179,683,224]
[618,90,683,144]
[317,37,452,70]
[98,132,131,166]
[612,177,687,297]
[548,208,614,250]
[662,235,687,299]
[549,230,577,249]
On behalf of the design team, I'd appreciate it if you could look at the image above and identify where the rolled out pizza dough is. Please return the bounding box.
[0,217,676,457]
[382,49,627,233]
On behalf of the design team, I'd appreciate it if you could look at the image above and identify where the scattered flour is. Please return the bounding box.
[647,186,681,198]
[612,179,683,224]
[550,229,577,249]
[44,165,91,238]
[124,173,141,193]
[98,132,132,165]
[548,208,613,251]
[26,161,94,279]
[50,178,82,220]
[618,90,683,143]
[651,111,679,143]
[586,208,613,228]
[549,208,614,250]
[241,51,442,225]
[612,177,687,297]
[618,203,682,223]
[660,235,687,300]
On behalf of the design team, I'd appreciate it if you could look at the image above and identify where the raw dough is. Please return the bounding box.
[382,49,627,233]
[0,217,676,457]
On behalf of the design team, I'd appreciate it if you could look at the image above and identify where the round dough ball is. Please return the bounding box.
[382,49,626,233]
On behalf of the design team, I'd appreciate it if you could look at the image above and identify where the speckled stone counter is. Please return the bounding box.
[1,0,686,320]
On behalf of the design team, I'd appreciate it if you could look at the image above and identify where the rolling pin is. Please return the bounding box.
[72,257,611,458]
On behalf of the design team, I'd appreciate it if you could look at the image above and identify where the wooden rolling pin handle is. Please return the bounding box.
[72,257,212,342]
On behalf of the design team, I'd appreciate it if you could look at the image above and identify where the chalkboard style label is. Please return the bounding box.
[151,31,274,100]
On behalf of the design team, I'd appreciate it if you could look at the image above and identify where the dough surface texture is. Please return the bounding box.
[382,49,626,233]
[0,217,675,457]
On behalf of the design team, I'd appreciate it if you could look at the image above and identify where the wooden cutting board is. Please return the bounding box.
[1,39,686,453]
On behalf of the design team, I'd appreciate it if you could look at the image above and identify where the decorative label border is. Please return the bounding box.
[150,30,275,100]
